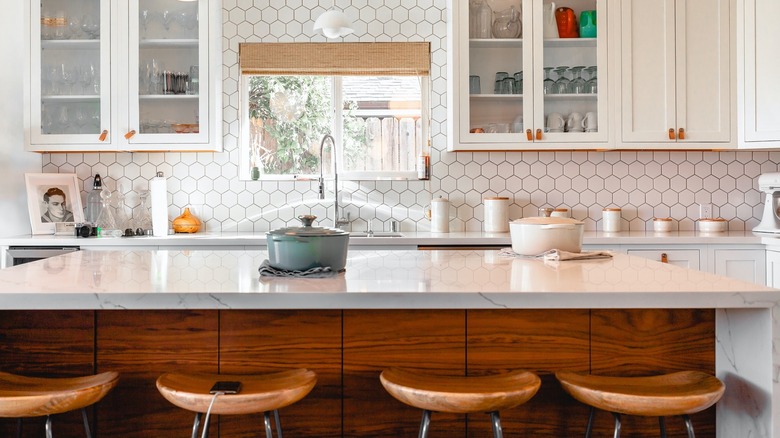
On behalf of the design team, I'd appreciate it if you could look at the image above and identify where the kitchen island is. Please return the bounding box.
[0,249,775,437]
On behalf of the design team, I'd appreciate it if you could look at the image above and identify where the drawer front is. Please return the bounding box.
[627,249,701,270]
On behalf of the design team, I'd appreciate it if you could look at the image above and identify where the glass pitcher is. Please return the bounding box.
[492,6,521,39]
[473,0,493,39]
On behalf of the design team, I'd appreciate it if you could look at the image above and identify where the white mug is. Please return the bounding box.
[582,111,598,132]
[566,112,584,132]
[546,112,565,131]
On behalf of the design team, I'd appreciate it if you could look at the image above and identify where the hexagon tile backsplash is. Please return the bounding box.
[42,0,780,233]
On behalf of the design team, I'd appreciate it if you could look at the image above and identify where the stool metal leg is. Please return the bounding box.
[418,409,431,438]
[585,407,595,438]
[81,407,92,438]
[659,416,667,438]
[274,409,283,438]
[45,415,53,438]
[264,411,273,438]
[191,412,202,438]
[682,414,696,438]
[489,411,503,438]
[611,412,621,438]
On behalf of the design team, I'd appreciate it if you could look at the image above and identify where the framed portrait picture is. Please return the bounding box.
[25,173,84,235]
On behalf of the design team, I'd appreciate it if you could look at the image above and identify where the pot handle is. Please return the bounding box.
[540,224,576,230]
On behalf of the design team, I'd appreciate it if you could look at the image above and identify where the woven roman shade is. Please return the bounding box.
[239,42,430,76]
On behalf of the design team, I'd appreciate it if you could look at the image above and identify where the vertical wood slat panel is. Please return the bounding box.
[96,310,219,438]
[219,310,342,438]
[343,309,466,438]
[591,309,716,438]
[467,309,591,437]
[0,310,95,437]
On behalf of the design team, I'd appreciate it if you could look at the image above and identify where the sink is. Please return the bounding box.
[349,232,404,238]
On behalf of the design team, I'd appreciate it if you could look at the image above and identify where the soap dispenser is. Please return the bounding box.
[85,174,103,224]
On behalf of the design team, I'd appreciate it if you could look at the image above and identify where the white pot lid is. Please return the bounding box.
[268,215,348,236]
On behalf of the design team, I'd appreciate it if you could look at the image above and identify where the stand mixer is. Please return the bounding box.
[753,172,780,233]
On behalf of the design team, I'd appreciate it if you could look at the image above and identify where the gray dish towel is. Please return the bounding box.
[258,259,341,278]
[498,247,613,261]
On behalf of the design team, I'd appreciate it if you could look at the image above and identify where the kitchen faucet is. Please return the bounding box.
[318,134,350,229]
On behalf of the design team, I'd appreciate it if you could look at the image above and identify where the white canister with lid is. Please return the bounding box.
[653,217,674,232]
[551,208,570,218]
[431,196,450,233]
[483,197,509,232]
[602,207,622,233]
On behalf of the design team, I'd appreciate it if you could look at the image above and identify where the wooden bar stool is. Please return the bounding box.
[156,369,316,438]
[0,370,119,438]
[379,367,541,438]
[556,370,725,438]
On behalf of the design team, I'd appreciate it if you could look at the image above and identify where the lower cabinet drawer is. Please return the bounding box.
[627,249,701,270]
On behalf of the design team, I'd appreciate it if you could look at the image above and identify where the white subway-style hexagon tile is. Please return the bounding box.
[39,1,780,233]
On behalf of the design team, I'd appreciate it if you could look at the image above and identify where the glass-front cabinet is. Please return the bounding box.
[448,0,609,151]
[25,0,222,152]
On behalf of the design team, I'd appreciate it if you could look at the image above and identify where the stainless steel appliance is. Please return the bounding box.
[6,246,80,267]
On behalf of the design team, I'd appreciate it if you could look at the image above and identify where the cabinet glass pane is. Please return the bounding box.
[541,0,599,136]
[137,0,200,135]
[39,0,102,136]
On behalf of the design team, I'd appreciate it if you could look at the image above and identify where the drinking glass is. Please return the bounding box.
[42,109,55,134]
[53,11,67,39]
[74,108,88,134]
[569,66,587,94]
[140,10,152,38]
[57,106,70,133]
[585,66,598,94]
[178,10,198,32]
[553,66,570,94]
[79,63,97,95]
[149,59,162,94]
[68,16,82,39]
[81,15,99,39]
[494,72,508,93]
[162,10,175,32]
[542,67,555,95]
[513,71,523,94]
[469,75,480,94]
[500,77,516,95]
[60,64,77,94]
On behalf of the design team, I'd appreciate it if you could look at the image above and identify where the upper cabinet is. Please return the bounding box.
[617,0,732,148]
[24,0,222,152]
[447,0,611,151]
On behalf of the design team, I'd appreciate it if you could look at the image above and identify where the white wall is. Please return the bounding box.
[0,1,40,237]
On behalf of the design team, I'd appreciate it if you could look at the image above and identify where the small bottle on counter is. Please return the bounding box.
[85,174,103,224]
[602,207,622,233]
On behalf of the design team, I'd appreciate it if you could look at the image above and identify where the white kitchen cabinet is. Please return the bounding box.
[24,0,222,152]
[711,248,765,285]
[617,0,732,148]
[766,249,780,288]
[447,0,610,151]
[626,248,701,270]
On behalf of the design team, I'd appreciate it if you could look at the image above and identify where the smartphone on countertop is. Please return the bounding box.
[209,381,242,394]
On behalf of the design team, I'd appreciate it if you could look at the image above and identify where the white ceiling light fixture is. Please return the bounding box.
[313,0,354,39]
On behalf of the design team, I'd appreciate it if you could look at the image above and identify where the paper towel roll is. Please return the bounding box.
[431,197,450,233]
[150,172,168,237]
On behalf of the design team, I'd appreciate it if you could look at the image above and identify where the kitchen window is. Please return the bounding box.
[238,42,431,181]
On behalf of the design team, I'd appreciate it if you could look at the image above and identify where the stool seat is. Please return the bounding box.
[156,369,316,416]
[0,371,119,418]
[555,370,725,417]
[380,368,541,414]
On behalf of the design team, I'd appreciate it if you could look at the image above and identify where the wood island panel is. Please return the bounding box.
[95,310,219,438]
[219,310,342,438]
[591,309,716,438]
[343,310,467,437]
[467,309,591,437]
[0,310,95,437]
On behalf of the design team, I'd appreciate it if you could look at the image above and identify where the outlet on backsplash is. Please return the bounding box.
[699,203,713,219]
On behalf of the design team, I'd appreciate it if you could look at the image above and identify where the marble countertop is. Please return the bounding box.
[0,230,768,247]
[0,249,773,310]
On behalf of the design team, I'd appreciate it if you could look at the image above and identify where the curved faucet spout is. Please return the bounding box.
[319,134,342,228]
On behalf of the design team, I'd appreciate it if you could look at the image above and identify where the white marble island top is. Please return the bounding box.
[0,249,774,310]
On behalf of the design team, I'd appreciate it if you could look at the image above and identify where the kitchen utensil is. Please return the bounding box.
[546,112,565,132]
[543,1,559,38]
[509,216,584,256]
[469,75,481,94]
[697,218,728,233]
[492,6,521,38]
[580,10,597,38]
[513,71,523,93]
[555,7,579,38]
[753,173,780,233]
[553,66,570,94]
[172,207,201,233]
[266,215,349,271]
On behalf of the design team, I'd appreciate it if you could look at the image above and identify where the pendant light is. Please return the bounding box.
[313,0,354,39]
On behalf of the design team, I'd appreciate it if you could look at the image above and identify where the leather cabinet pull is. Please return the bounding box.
[678,128,685,140]
[98,130,108,142]
[535,129,542,140]
[661,253,668,263]
[124,130,136,140]
[526,129,532,141]
[668,128,676,140]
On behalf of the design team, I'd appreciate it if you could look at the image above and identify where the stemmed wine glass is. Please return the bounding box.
[74,108,88,134]
[553,66,570,94]
[60,64,77,94]
[542,67,555,95]
[162,10,175,33]
[149,59,162,94]
[81,15,99,39]
[140,10,152,38]
[57,106,70,134]
[568,66,587,94]
[79,63,97,95]
[585,66,598,94]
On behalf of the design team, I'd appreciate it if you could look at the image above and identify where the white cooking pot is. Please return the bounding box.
[509,216,584,256]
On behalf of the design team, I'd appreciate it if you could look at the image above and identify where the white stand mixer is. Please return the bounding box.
[753,172,780,234]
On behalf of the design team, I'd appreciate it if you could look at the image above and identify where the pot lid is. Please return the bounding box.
[267,215,349,236]
[511,216,584,225]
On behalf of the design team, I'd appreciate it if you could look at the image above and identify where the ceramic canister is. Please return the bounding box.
[484,197,509,232]
[431,197,450,233]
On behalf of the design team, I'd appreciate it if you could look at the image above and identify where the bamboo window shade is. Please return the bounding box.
[239,42,430,76]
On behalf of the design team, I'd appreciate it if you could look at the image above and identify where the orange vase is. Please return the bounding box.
[172,207,201,233]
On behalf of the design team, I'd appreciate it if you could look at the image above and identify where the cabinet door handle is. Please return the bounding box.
[526,129,532,141]
[536,129,542,140]
[98,130,108,142]
[668,128,676,140]
[678,128,685,140]
[661,253,668,263]
[124,130,136,139]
